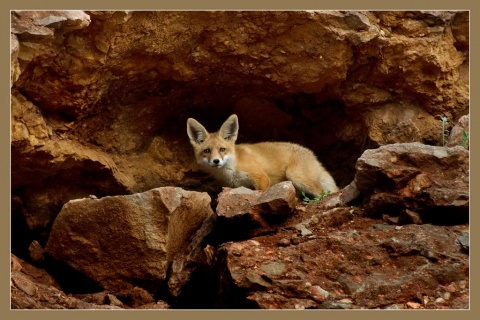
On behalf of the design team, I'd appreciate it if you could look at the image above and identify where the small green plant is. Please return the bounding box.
[461,130,469,149]
[302,190,331,203]
[440,116,449,146]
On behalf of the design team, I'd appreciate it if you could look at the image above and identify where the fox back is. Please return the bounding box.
[187,114,339,197]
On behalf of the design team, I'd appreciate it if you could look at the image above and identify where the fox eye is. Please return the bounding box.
[219,147,226,152]
[203,148,211,154]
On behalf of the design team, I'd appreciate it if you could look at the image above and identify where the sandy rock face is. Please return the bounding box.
[11,11,469,245]
[44,187,214,297]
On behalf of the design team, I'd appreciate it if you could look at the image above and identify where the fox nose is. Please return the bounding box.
[213,159,220,165]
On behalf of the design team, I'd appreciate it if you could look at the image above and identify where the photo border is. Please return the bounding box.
[4,1,477,319]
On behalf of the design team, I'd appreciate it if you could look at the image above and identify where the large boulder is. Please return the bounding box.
[45,187,214,298]
[355,142,469,224]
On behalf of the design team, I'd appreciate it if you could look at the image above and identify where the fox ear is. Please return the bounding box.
[219,114,239,142]
[187,118,209,145]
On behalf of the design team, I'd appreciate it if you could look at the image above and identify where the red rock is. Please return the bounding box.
[216,219,468,309]
[253,181,297,215]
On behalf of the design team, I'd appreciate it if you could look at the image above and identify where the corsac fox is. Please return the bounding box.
[186,114,339,197]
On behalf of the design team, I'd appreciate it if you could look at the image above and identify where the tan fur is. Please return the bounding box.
[187,114,339,196]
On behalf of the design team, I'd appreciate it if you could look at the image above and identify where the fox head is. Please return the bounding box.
[187,114,239,169]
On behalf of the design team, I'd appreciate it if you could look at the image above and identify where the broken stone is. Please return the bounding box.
[11,11,90,37]
[290,237,302,245]
[28,240,45,265]
[216,187,262,219]
[303,206,353,231]
[253,181,297,215]
[407,301,421,309]
[310,192,343,210]
[383,215,400,225]
[294,223,313,236]
[339,181,362,205]
[214,187,270,240]
[215,182,299,241]
[277,238,291,247]
[309,285,330,303]
[456,232,469,252]
[398,209,423,225]
[447,115,469,149]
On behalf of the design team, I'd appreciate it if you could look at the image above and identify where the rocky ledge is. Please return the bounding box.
[12,142,469,309]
